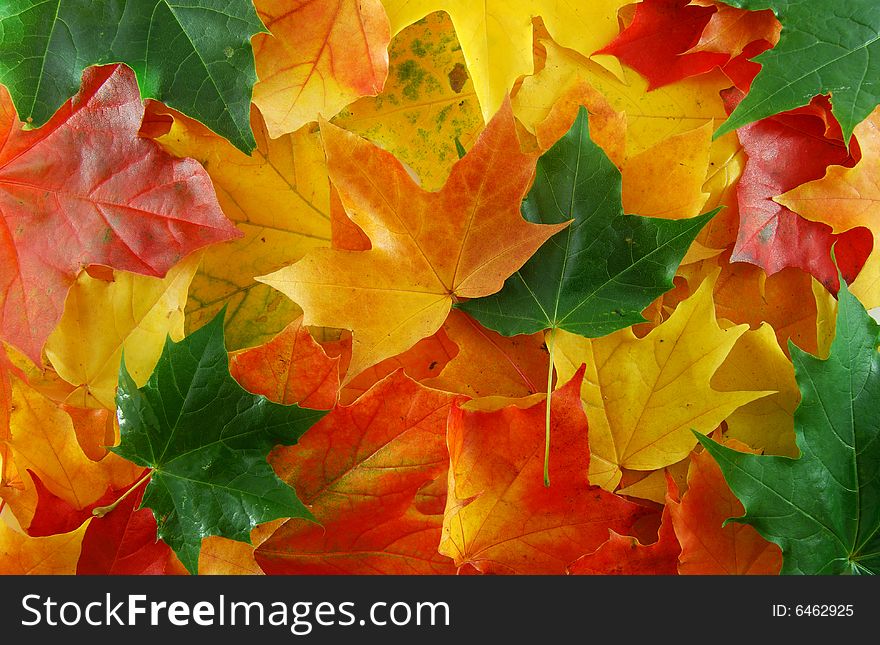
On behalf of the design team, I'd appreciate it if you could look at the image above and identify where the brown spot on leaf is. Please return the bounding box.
[448,63,468,93]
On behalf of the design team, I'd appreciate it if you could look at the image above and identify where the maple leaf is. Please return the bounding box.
[524,70,627,164]
[252,0,390,137]
[440,366,651,574]
[688,0,781,58]
[0,518,88,575]
[519,40,732,160]
[777,108,880,308]
[553,275,770,489]
[700,279,880,574]
[334,326,457,404]
[724,89,872,291]
[334,12,484,191]
[568,492,681,575]
[714,0,880,144]
[148,105,331,351]
[423,310,548,399]
[0,349,17,493]
[621,123,714,220]
[382,0,629,122]
[617,460,690,505]
[60,406,116,463]
[1,368,140,528]
[0,0,265,151]
[460,107,716,339]
[258,99,566,381]
[229,315,341,411]
[0,65,239,364]
[28,474,173,575]
[44,255,199,410]
[257,371,462,574]
[669,443,782,575]
[678,254,826,355]
[112,311,327,575]
[596,0,729,90]
[712,323,799,457]
[198,521,284,575]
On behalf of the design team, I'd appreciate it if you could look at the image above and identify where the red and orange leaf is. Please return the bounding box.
[26,473,113,537]
[0,65,239,363]
[778,108,880,308]
[689,1,781,58]
[259,99,567,381]
[199,521,283,575]
[440,367,650,574]
[669,444,782,575]
[424,310,547,398]
[252,0,390,137]
[596,0,728,90]
[724,89,872,292]
[230,315,341,410]
[256,371,463,574]
[332,325,457,405]
[0,348,19,496]
[719,39,774,92]
[568,490,680,575]
[27,473,174,575]
[330,185,370,252]
[1,371,141,528]
[256,508,455,574]
[519,73,626,166]
[79,485,171,576]
[679,254,821,355]
[61,406,117,463]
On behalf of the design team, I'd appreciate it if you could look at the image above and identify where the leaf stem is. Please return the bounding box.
[92,469,153,518]
[544,330,555,488]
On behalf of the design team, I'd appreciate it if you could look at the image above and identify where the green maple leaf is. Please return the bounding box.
[714,0,880,144]
[459,106,716,338]
[459,107,715,487]
[0,0,265,152]
[112,311,326,574]
[699,279,880,574]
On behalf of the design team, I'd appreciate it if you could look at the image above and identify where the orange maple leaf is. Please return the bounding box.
[256,371,464,574]
[440,366,651,574]
[259,99,568,381]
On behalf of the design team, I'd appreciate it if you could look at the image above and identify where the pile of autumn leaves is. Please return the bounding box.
[0,0,878,576]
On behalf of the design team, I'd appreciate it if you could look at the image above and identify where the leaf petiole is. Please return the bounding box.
[92,469,153,518]
[544,330,555,487]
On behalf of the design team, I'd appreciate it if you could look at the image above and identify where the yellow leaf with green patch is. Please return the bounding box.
[382,0,629,122]
[334,12,483,190]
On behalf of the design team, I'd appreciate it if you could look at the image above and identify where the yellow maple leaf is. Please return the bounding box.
[44,255,199,410]
[712,323,799,457]
[151,108,331,350]
[621,122,712,219]
[553,275,771,490]
[382,0,629,122]
[515,39,730,158]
